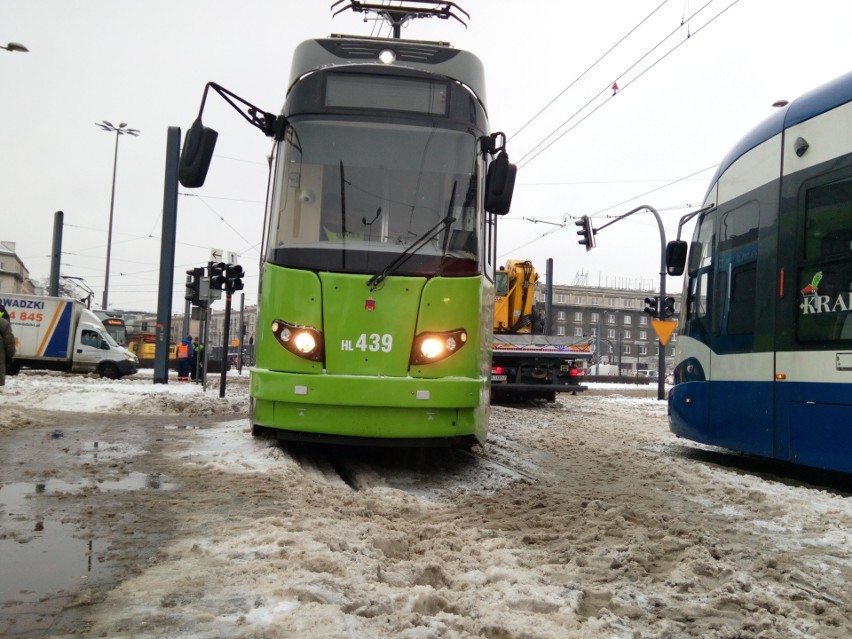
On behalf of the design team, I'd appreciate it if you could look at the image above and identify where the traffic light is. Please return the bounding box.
[643,296,659,318]
[662,296,676,318]
[225,263,244,292]
[575,215,596,251]
[209,262,228,290]
[185,267,204,305]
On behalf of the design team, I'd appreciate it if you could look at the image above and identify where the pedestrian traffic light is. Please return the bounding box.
[575,215,596,251]
[225,263,244,292]
[185,267,204,305]
[662,296,676,318]
[643,296,659,318]
[209,262,228,290]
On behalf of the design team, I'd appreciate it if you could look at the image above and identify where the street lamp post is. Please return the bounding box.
[95,120,139,310]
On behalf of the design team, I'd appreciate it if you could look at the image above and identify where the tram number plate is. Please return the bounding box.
[491,374,507,383]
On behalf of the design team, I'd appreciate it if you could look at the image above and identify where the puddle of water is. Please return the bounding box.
[0,473,175,605]
[0,482,93,604]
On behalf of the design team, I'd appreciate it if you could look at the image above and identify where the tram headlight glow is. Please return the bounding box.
[410,329,467,365]
[271,319,324,362]
[293,332,317,354]
[378,49,396,64]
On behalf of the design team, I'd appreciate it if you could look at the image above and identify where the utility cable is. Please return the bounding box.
[509,0,672,143]
[498,162,717,258]
[516,0,737,169]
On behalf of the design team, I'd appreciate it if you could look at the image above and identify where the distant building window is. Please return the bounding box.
[624,299,632,308]
[574,311,583,321]
[623,345,631,355]
[607,313,615,324]
[574,296,583,304]
[574,327,583,337]
[624,330,631,339]
[639,345,648,356]
[591,297,599,306]
[639,316,648,326]
[639,330,647,340]
[556,294,566,303]
[557,326,566,336]
[607,328,615,339]
[624,315,632,325]
[557,310,566,320]
[591,312,600,323]
[608,298,616,307]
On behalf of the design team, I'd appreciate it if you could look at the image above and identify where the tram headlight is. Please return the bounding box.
[410,329,467,365]
[378,49,396,64]
[271,320,324,362]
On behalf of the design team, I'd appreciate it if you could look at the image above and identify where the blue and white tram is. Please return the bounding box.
[668,70,852,474]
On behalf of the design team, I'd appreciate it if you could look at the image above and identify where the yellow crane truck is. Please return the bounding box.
[491,260,591,402]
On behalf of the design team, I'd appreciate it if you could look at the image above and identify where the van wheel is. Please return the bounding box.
[99,362,120,380]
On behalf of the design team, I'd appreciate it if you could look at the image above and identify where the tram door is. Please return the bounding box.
[709,200,775,458]
[775,162,852,470]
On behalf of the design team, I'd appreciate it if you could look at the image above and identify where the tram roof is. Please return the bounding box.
[287,36,488,112]
[708,69,852,190]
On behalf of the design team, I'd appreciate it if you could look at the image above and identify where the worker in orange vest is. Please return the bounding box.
[177,335,192,381]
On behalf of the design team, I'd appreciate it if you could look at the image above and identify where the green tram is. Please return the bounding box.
[179,3,516,445]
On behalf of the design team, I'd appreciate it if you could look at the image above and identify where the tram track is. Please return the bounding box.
[276,438,537,496]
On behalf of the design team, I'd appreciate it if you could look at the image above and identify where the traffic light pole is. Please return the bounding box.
[591,204,667,400]
[219,291,233,398]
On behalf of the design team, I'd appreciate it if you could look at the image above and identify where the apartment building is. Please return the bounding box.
[536,281,682,378]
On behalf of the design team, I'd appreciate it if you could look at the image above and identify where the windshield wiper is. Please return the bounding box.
[366,182,457,291]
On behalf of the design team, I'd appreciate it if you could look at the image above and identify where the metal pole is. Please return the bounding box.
[219,291,232,398]
[238,293,245,374]
[49,211,63,297]
[154,127,180,384]
[202,305,211,387]
[595,204,668,399]
[102,130,120,310]
[595,317,601,375]
[544,258,553,336]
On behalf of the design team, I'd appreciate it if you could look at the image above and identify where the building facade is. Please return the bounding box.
[168,304,258,356]
[536,282,681,378]
[0,241,35,295]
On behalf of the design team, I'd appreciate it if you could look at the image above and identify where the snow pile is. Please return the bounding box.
[1,370,248,433]
[2,373,850,638]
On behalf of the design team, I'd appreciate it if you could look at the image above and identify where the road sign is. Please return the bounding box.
[210,248,223,262]
[651,319,677,345]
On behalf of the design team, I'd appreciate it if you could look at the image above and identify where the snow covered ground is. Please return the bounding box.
[1,370,850,638]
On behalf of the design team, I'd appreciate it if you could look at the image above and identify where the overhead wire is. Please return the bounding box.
[498,163,718,259]
[515,0,736,170]
[508,0,672,143]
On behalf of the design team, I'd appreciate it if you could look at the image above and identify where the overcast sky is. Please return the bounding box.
[2,0,851,312]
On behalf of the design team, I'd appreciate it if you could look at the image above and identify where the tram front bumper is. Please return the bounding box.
[250,368,487,440]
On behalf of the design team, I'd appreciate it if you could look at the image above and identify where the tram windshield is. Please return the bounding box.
[267,118,481,276]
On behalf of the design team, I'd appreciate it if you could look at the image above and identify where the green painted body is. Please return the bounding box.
[251,264,493,443]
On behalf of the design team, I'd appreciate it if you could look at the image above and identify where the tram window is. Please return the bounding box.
[797,176,852,343]
[727,265,756,335]
[711,271,726,336]
[685,210,715,342]
[804,177,852,261]
[716,202,759,338]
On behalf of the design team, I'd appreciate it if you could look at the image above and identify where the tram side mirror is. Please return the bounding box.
[179,118,219,188]
[666,240,688,276]
[485,151,517,216]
